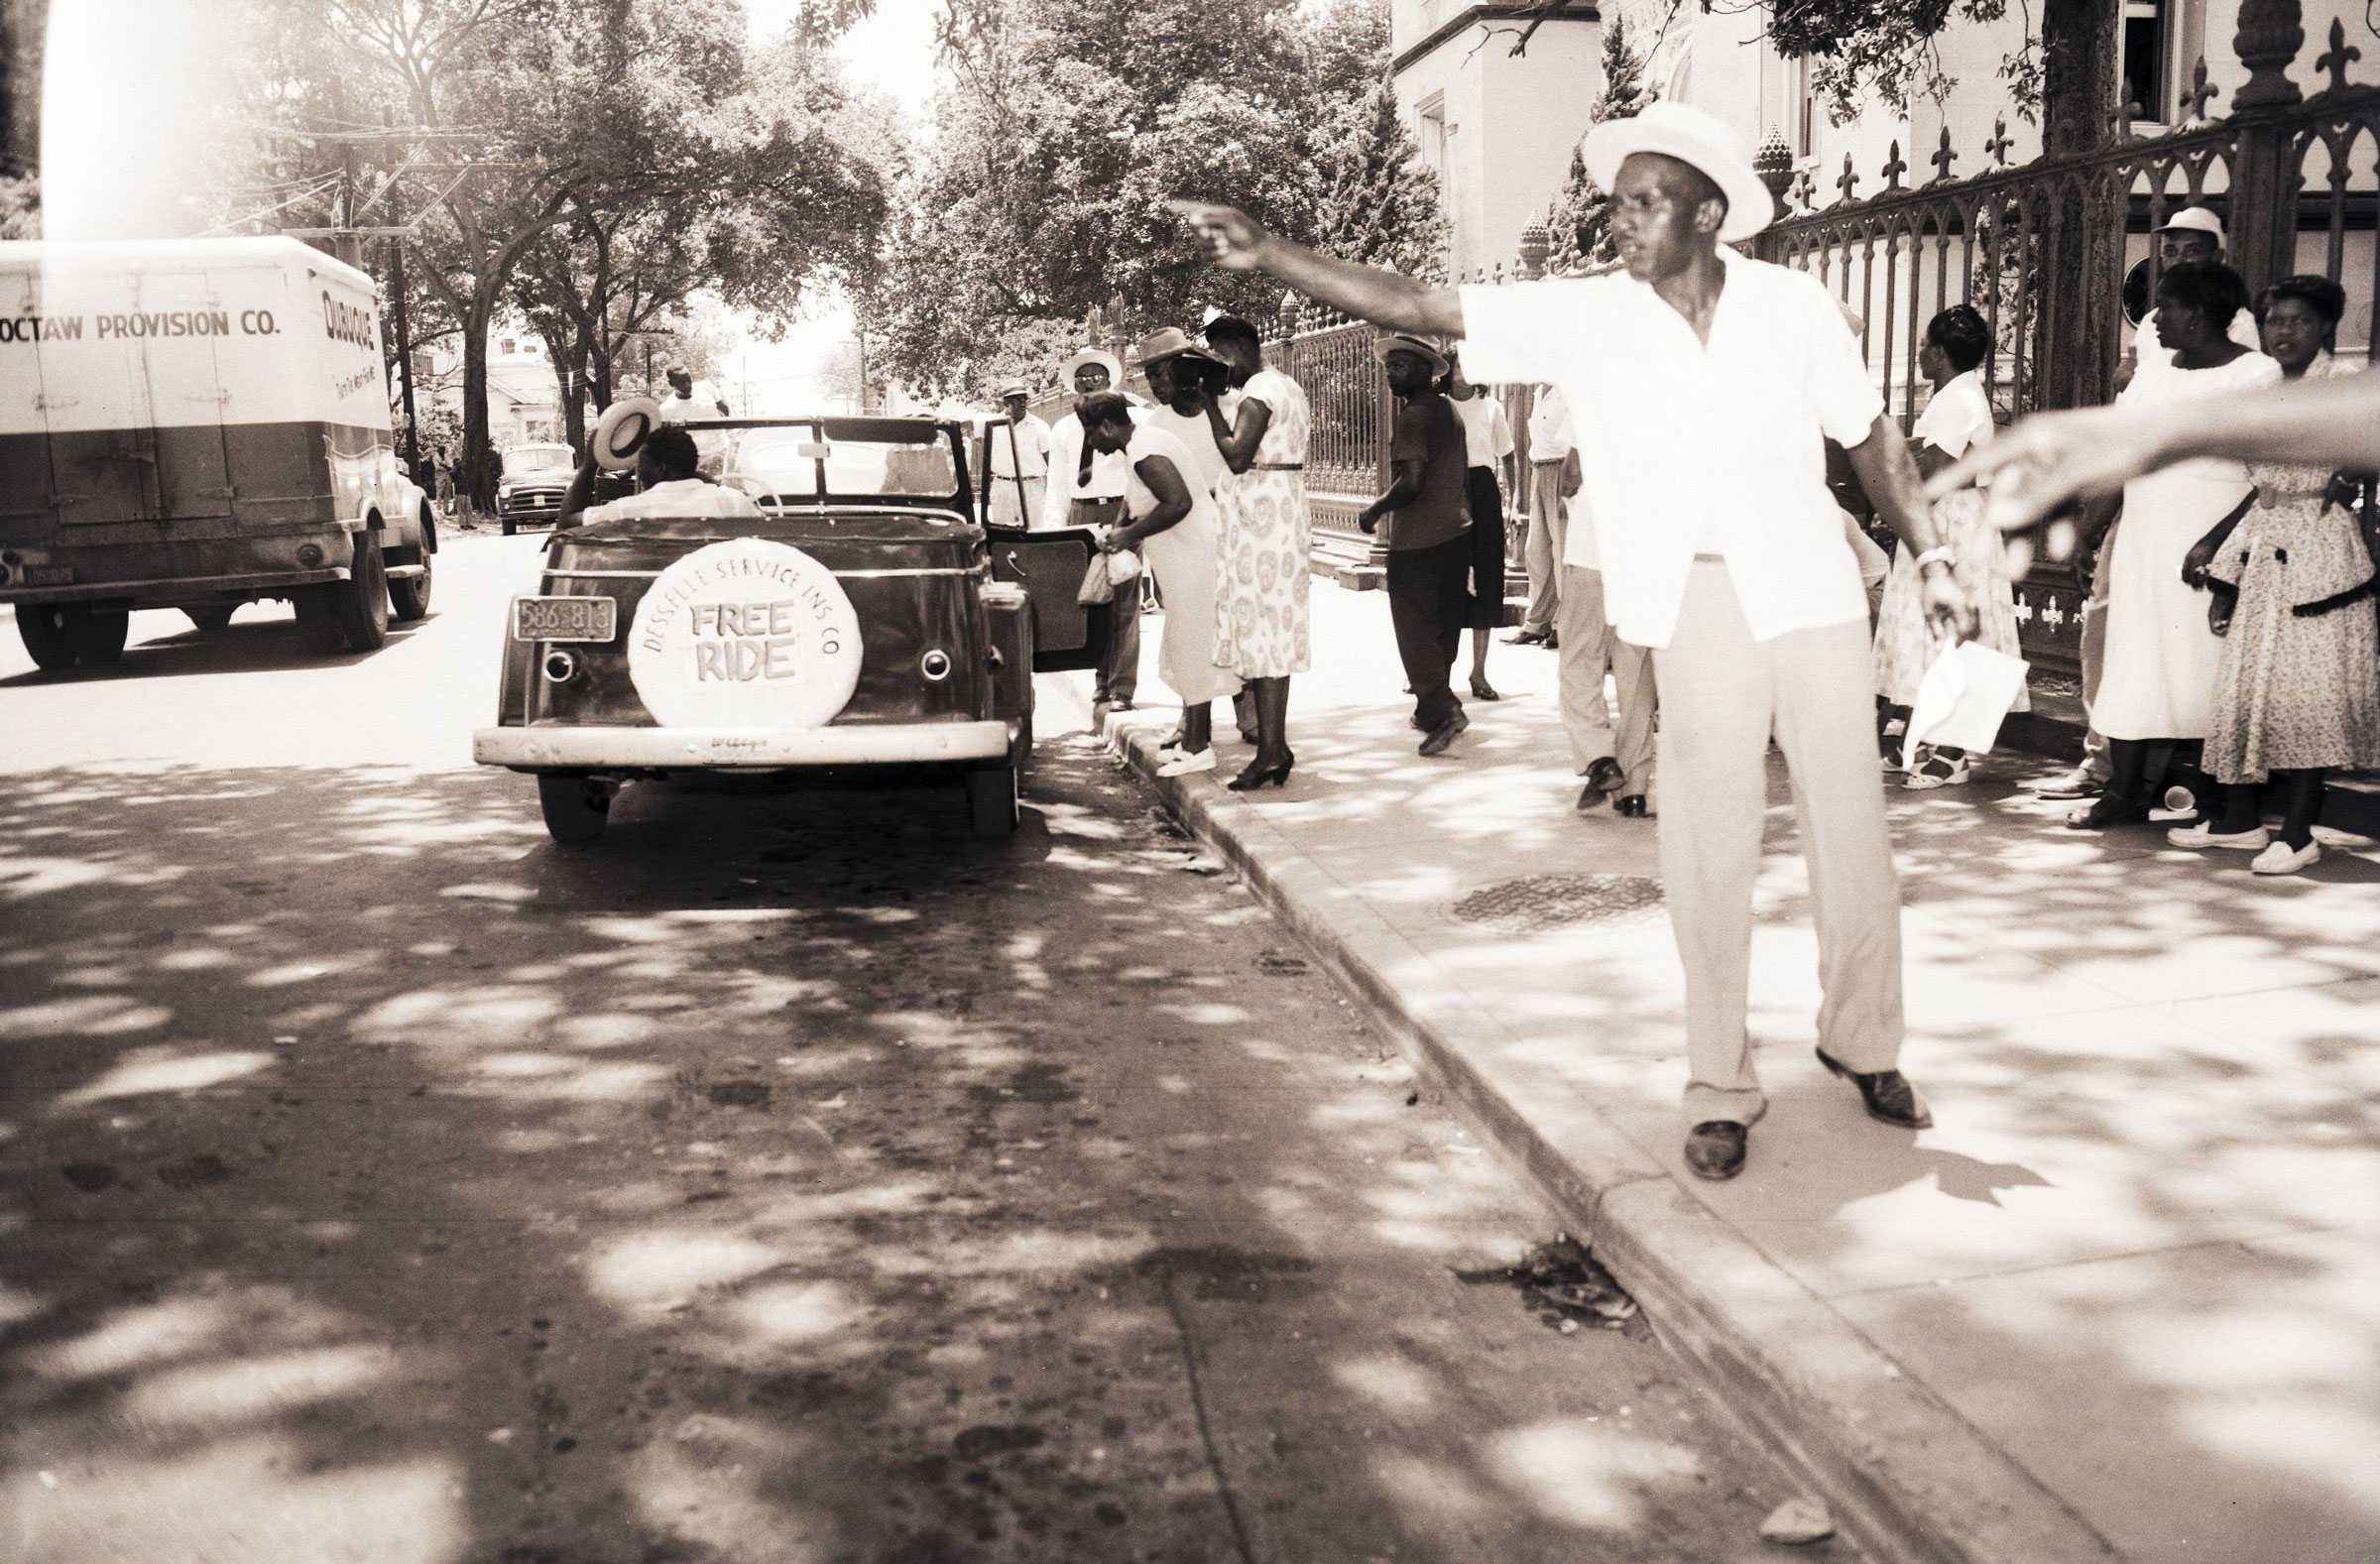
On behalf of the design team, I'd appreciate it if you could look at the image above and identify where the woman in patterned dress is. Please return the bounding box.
[1202,315,1313,789]
[1872,305,2030,787]
[2168,276,2380,875]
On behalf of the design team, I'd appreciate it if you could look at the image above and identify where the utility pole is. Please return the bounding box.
[382,115,420,477]
[328,79,363,269]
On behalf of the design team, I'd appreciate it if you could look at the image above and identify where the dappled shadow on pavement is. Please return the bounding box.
[0,743,1808,1563]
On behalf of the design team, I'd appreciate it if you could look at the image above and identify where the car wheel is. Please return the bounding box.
[538,774,611,845]
[502,518,516,537]
[62,606,129,667]
[389,548,433,622]
[17,605,78,671]
[184,605,236,635]
[966,765,1018,838]
[330,533,391,652]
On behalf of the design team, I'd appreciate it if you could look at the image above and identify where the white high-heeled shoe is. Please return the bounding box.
[1155,748,1216,778]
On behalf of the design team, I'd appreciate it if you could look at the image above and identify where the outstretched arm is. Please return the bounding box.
[1171,201,1464,338]
[1932,370,2380,530]
[1844,415,1978,643]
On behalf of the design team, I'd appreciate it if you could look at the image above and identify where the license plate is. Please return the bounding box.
[512,596,617,643]
[21,564,70,586]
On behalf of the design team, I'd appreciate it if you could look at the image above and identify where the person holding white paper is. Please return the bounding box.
[1871,305,2030,788]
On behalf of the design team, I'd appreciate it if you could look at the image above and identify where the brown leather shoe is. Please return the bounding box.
[1815,1046,1934,1130]
[1684,1120,1748,1180]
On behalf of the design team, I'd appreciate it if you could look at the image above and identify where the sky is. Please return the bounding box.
[722,1,946,412]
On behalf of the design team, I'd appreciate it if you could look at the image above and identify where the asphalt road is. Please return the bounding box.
[0,535,1845,1564]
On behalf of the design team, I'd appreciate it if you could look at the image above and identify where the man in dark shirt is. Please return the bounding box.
[1360,333,1475,756]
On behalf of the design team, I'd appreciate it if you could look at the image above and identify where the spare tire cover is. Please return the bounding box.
[628,537,864,729]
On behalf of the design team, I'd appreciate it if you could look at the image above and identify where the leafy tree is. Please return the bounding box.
[243,0,886,507]
[864,0,1443,400]
[1311,79,1448,283]
[1542,11,1653,276]
[1724,0,2116,157]
[1,0,40,238]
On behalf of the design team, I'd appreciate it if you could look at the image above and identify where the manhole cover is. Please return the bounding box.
[1449,874,1665,933]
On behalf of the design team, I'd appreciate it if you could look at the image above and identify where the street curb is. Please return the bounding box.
[1040,670,2116,1564]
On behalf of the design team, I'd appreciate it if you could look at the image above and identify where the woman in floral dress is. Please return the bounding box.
[1201,315,1313,790]
[2169,276,2380,875]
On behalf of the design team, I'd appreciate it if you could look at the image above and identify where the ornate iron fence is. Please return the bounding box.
[1754,8,2380,671]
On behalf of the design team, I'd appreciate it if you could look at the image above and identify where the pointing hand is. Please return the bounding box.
[1168,200,1268,272]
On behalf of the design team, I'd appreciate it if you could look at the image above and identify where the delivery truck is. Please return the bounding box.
[0,237,435,670]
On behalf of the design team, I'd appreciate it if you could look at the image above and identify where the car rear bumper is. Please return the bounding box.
[473,720,1015,770]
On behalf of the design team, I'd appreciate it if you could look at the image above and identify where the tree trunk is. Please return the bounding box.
[2041,0,2119,157]
[458,285,499,515]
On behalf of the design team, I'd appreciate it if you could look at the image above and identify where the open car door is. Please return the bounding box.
[960,435,1117,674]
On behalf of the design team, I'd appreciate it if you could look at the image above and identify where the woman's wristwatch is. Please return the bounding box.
[1912,544,1957,572]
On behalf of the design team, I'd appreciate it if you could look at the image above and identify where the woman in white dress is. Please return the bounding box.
[1082,393,1242,775]
[2071,262,2283,830]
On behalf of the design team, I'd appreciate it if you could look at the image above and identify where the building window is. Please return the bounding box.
[2122,0,2170,123]
[500,336,517,356]
[1794,56,1818,156]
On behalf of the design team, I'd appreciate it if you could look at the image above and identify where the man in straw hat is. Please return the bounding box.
[1043,345,1143,709]
[1362,331,1478,757]
[980,379,1051,531]
[1173,100,1979,1182]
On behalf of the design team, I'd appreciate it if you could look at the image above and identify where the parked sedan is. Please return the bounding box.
[472,416,1118,844]
[496,443,576,535]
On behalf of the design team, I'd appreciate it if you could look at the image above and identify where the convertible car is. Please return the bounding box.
[472,416,1117,844]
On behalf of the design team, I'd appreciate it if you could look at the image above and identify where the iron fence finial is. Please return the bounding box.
[1929,126,1958,184]
[1880,141,1907,191]
[1985,114,2014,168]
[2313,16,2361,99]
[1836,154,1859,205]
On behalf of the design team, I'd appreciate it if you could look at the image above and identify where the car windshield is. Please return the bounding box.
[719,420,964,507]
[503,445,574,477]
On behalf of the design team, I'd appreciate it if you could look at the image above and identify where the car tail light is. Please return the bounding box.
[542,650,579,684]
[919,649,953,681]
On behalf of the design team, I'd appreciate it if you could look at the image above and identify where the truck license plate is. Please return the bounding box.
[512,596,617,643]
[21,564,71,586]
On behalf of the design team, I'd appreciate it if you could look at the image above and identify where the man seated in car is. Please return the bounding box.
[558,425,764,528]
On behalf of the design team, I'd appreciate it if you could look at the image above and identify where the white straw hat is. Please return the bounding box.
[1584,101,1776,244]
[591,396,659,473]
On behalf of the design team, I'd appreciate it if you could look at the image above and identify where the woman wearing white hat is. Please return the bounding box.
[1172,99,1980,1183]
[1080,392,1243,774]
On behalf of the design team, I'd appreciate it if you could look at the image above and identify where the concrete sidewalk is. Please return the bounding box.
[1042,581,2380,1564]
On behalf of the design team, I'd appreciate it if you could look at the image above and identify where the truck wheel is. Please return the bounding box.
[389,550,433,622]
[17,606,78,671]
[184,605,236,635]
[966,765,1018,838]
[294,586,346,653]
[538,775,611,845]
[330,534,390,651]
[63,607,128,667]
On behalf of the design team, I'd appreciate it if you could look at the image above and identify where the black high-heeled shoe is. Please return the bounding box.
[1470,674,1501,701]
[1228,756,1294,790]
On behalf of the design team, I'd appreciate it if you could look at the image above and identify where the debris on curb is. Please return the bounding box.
[1453,1233,1640,1332]
[1759,1497,1836,1546]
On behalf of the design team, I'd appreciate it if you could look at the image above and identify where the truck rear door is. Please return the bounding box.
[0,264,58,536]
[37,262,162,526]
[139,266,234,522]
